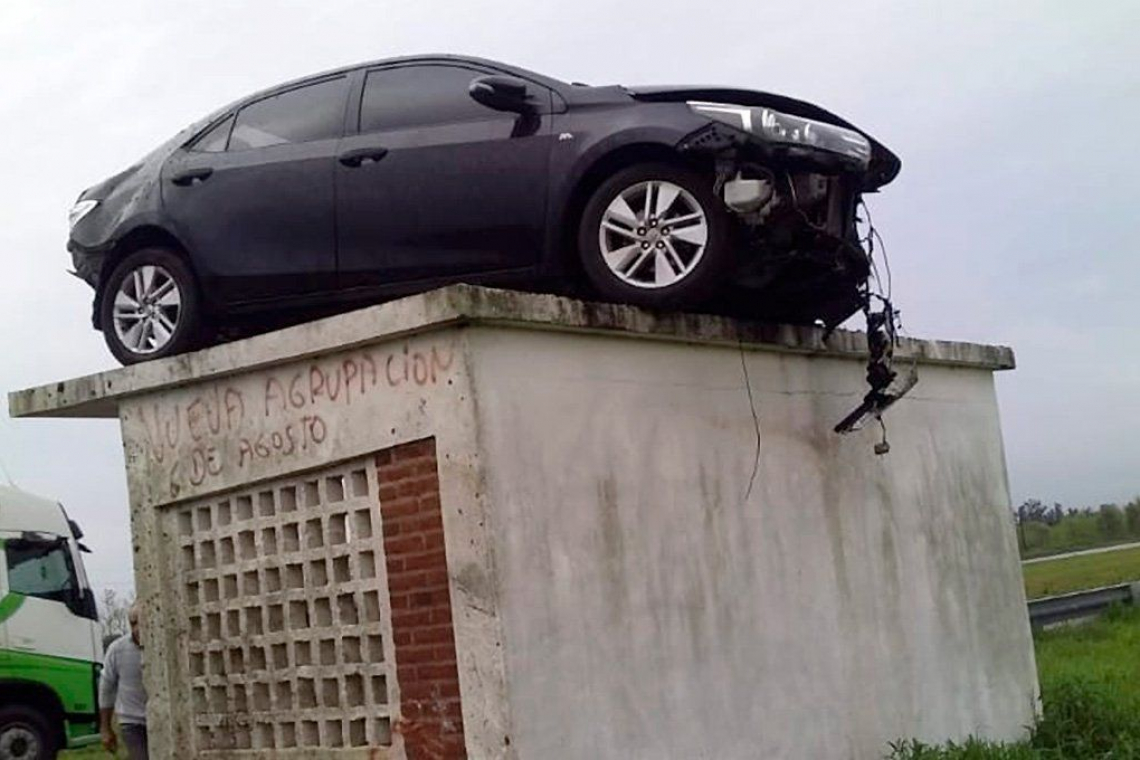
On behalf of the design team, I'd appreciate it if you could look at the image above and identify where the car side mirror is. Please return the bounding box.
[469,75,532,113]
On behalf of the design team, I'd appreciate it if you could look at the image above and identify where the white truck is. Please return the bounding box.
[0,485,102,759]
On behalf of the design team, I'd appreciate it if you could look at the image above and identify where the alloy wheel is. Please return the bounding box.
[598,180,709,289]
[112,264,183,355]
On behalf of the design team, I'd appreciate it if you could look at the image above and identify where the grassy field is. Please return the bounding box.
[890,605,1140,758]
[1023,545,1140,599]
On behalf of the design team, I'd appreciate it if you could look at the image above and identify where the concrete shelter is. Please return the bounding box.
[9,285,1037,759]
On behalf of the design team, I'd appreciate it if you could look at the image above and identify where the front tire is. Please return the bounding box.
[0,706,57,760]
[99,247,203,365]
[577,161,734,310]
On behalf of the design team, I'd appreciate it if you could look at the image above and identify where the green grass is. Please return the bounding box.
[888,605,1140,758]
[1023,545,1140,599]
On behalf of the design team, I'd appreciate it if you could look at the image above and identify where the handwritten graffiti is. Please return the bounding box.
[134,340,454,499]
[237,415,327,468]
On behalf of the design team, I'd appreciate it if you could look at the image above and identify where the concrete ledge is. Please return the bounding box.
[8,285,1014,419]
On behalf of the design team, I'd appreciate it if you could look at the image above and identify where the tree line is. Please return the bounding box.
[1016,497,1140,557]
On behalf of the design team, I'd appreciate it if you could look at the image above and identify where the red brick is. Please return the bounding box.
[403,550,448,572]
[377,436,464,759]
[415,663,459,681]
[391,609,432,627]
[394,439,435,461]
[423,568,450,588]
[398,682,436,700]
[413,626,456,645]
[413,460,440,476]
[397,480,426,498]
[431,680,461,699]
[397,644,438,664]
[387,572,428,592]
[381,496,422,519]
[388,515,442,533]
[408,592,446,610]
[384,535,426,555]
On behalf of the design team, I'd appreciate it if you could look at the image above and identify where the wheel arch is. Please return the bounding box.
[0,679,66,750]
[93,225,199,329]
[554,141,715,280]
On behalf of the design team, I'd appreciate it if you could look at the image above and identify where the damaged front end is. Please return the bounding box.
[663,92,913,447]
[674,97,897,328]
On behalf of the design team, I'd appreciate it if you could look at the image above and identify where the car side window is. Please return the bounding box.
[191,115,235,153]
[360,65,514,133]
[6,539,76,604]
[230,76,349,151]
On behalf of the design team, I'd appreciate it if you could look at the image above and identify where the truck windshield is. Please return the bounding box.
[6,539,76,604]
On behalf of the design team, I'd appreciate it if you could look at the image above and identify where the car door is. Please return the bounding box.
[161,75,350,304]
[335,64,555,288]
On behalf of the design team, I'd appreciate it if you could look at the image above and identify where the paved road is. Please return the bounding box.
[1022,540,1140,566]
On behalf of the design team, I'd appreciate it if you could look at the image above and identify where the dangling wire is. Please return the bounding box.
[739,339,762,502]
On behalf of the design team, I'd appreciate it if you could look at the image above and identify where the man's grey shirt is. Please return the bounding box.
[99,636,147,725]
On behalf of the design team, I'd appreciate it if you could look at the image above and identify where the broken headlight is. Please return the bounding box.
[688,101,871,168]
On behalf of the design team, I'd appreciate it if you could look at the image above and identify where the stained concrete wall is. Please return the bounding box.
[467,327,1036,759]
[9,286,1035,759]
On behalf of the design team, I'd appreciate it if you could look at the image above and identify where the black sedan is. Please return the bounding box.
[67,55,900,364]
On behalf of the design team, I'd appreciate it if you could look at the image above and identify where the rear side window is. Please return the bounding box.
[6,539,76,604]
[230,77,348,151]
[360,65,502,133]
[191,115,234,153]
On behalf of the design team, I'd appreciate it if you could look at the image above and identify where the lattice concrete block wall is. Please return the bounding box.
[166,458,398,753]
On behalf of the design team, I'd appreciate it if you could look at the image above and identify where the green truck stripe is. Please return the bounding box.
[0,647,99,714]
[0,646,101,747]
[0,592,24,622]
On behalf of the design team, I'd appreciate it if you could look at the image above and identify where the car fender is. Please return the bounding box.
[544,112,712,273]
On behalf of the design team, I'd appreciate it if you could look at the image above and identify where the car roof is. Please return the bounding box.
[216,54,570,117]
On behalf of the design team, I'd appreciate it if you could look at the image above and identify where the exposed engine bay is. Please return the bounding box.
[678,120,917,451]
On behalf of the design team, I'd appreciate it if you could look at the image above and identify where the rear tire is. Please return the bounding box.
[0,706,57,760]
[99,247,203,365]
[577,161,734,310]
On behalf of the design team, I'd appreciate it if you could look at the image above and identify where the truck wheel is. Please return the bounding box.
[0,706,56,760]
[578,161,735,310]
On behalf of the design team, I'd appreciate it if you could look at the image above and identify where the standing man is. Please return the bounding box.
[100,602,148,758]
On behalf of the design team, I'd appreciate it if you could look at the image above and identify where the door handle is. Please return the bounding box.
[339,147,389,167]
[171,167,214,186]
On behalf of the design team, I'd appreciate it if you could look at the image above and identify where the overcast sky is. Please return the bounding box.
[1,1,1136,595]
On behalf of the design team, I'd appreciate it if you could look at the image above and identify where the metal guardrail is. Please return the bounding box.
[1028,582,1140,627]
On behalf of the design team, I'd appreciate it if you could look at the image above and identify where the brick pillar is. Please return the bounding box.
[377,439,467,760]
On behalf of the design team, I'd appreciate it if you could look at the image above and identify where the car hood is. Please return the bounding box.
[624,86,900,190]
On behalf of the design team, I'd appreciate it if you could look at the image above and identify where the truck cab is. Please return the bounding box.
[0,485,102,759]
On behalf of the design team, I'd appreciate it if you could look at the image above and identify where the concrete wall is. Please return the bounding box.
[8,286,1035,759]
[468,327,1036,759]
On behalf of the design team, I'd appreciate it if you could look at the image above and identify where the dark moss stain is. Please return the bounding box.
[597,475,628,624]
